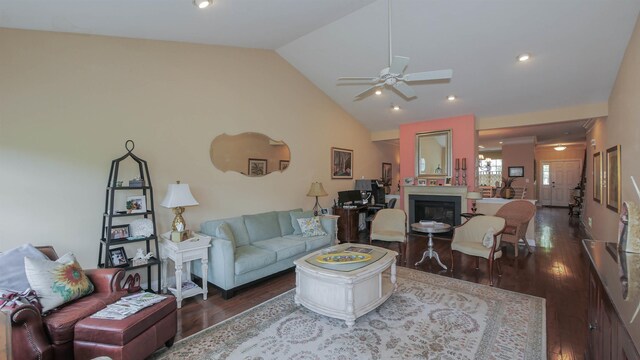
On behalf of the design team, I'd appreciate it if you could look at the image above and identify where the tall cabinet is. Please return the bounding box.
[98,140,161,293]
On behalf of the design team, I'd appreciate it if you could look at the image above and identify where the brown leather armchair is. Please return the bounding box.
[6,246,127,360]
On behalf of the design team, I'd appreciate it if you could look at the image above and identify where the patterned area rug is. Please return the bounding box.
[152,267,545,359]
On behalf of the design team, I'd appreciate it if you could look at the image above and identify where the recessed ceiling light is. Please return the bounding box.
[499,141,503,144]
[447,95,456,101]
[478,145,485,149]
[554,145,567,151]
[392,105,400,111]
[193,0,213,9]
[375,89,382,95]
[517,53,531,62]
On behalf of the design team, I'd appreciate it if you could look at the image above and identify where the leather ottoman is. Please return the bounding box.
[74,296,177,360]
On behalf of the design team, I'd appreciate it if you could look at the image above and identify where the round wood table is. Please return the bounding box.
[411,222,452,270]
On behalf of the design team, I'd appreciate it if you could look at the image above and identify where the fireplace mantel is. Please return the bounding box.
[403,185,468,223]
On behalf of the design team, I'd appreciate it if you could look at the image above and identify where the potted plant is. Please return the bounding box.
[500,177,517,199]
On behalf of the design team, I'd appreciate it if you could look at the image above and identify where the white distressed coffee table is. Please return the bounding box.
[293,244,397,327]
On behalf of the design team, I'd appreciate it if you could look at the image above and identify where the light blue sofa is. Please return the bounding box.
[193,209,337,299]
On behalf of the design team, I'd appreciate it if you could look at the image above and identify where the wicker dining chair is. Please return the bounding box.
[495,200,537,256]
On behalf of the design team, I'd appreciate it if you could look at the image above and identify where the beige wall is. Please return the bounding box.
[584,15,640,241]
[501,142,535,199]
[0,29,398,267]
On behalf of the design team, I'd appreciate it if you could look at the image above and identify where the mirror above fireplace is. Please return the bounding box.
[415,129,452,178]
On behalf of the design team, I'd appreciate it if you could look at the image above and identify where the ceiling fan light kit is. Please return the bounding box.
[337,0,452,101]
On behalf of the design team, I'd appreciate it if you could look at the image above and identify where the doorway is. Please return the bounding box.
[539,160,582,206]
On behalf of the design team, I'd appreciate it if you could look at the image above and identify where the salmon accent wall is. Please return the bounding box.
[399,114,476,211]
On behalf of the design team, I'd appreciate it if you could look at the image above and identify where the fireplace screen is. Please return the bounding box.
[409,195,461,237]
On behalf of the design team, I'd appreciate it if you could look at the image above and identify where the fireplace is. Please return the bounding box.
[403,185,467,238]
[409,194,461,233]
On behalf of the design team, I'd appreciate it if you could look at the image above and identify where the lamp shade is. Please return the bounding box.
[466,192,483,200]
[306,182,328,197]
[160,183,199,208]
[354,179,372,191]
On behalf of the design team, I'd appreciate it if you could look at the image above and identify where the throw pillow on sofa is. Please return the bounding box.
[216,222,237,248]
[297,217,327,237]
[0,243,48,292]
[290,210,315,235]
[24,252,95,312]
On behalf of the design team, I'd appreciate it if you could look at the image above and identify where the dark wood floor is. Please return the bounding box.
[176,207,589,360]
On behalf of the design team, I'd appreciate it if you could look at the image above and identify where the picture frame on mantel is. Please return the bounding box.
[606,145,621,212]
[593,151,602,203]
[331,147,353,179]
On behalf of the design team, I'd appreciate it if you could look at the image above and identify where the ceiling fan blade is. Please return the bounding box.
[403,69,453,82]
[389,56,410,75]
[354,84,382,99]
[338,77,379,81]
[392,82,416,99]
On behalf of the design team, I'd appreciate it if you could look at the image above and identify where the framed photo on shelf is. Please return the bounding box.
[593,151,602,203]
[417,178,428,186]
[508,166,524,177]
[248,158,267,176]
[109,225,130,240]
[331,147,353,179]
[109,247,128,267]
[279,160,289,171]
[403,177,415,186]
[428,179,438,186]
[126,195,146,213]
[606,145,621,212]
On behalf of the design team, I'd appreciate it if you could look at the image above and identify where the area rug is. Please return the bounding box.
[152,267,546,359]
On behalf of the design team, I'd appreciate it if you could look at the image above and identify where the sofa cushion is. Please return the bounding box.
[43,290,125,345]
[0,243,48,292]
[234,245,277,275]
[278,208,302,236]
[201,217,250,247]
[285,234,333,252]
[297,217,327,237]
[252,237,307,261]
[243,212,281,242]
[290,210,314,235]
[216,222,236,248]
[25,253,95,313]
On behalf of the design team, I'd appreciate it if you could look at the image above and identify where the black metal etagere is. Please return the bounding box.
[98,140,161,293]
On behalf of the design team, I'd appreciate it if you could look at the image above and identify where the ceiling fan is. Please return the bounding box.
[338,0,453,100]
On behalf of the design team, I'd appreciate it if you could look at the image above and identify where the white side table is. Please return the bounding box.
[159,232,211,308]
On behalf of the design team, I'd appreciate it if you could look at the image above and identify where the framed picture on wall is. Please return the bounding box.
[593,152,602,203]
[248,158,267,176]
[331,147,353,179]
[508,166,524,177]
[606,145,621,212]
[382,162,392,184]
[279,160,289,171]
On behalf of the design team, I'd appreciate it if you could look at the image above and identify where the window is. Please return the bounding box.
[542,164,550,185]
[478,158,503,186]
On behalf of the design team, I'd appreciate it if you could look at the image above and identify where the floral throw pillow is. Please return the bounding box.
[296,217,327,237]
[24,252,94,313]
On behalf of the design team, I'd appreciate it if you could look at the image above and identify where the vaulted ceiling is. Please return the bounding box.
[2,0,639,137]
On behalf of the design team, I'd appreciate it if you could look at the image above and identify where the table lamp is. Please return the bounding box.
[307,182,328,216]
[160,181,199,231]
[466,192,483,214]
[355,179,372,203]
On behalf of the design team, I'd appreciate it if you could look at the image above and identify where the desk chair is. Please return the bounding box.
[370,209,407,264]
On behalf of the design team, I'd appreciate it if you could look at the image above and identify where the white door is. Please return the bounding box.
[540,160,582,206]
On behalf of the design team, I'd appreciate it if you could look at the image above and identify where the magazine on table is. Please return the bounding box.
[91,292,166,320]
[344,246,373,254]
